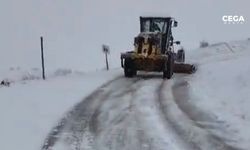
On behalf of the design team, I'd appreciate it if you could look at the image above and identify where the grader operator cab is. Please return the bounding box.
[121,17,196,79]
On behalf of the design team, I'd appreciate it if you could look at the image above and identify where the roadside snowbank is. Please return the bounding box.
[0,69,121,150]
[187,40,250,149]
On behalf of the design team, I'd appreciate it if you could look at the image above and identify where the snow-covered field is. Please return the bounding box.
[0,69,121,150]
[185,40,250,149]
[1,39,250,150]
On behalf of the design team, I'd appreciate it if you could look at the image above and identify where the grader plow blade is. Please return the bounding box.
[174,63,197,74]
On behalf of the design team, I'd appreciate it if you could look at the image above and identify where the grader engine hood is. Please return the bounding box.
[134,32,162,57]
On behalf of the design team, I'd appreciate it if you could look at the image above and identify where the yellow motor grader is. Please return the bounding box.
[121,16,196,79]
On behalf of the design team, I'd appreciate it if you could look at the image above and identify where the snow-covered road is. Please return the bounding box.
[2,40,250,150]
[43,75,188,150]
[42,73,241,150]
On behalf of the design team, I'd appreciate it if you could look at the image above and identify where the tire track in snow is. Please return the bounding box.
[172,79,243,150]
[89,75,186,150]
[41,76,125,150]
[42,74,189,150]
[41,77,143,150]
[42,73,240,150]
[157,76,243,150]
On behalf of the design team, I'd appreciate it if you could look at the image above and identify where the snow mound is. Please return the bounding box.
[187,40,250,149]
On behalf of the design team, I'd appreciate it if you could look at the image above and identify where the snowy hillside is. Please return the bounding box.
[183,40,250,149]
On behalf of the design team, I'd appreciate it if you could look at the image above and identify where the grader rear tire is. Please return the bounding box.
[124,58,136,78]
[163,53,174,79]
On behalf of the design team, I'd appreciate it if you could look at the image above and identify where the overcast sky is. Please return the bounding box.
[0,0,249,70]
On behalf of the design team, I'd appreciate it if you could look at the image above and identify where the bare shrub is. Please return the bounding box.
[53,69,72,77]
[200,40,209,48]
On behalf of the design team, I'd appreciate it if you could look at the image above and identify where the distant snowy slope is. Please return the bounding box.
[1,0,250,71]
[186,40,250,149]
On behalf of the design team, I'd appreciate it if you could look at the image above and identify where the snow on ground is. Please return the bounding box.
[51,76,190,150]
[186,40,250,149]
[0,69,121,150]
[2,39,250,150]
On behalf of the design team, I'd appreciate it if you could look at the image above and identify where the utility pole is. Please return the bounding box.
[102,45,110,70]
[40,36,46,80]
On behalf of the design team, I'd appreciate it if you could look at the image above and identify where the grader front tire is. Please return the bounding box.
[163,53,174,79]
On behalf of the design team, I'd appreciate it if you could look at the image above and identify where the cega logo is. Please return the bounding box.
[222,15,245,24]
